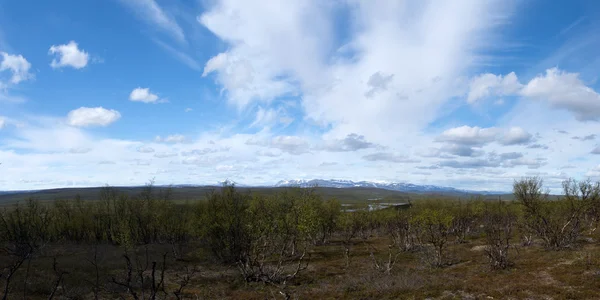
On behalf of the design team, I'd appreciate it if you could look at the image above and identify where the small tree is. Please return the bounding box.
[483,202,516,269]
[0,199,51,299]
[413,208,453,267]
[205,183,251,264]
[386,211,419,252]
[450,201,480,244]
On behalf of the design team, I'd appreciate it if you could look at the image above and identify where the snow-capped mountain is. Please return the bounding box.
[274,179,505,195]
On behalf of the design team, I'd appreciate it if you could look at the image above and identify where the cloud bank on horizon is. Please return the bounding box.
[1,0,600,193]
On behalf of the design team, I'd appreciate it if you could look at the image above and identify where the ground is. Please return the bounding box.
[5,234,600,299]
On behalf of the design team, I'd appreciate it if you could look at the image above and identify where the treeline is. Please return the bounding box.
[1,178,600,298]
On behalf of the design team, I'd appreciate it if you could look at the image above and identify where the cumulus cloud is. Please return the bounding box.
[129,87,161,103]
[362,152,420,163]
[500,127,532,145]
[436,126,499,146]
[436,126,533,149]
[468,72,521,103]
[0,52,32,84]
[521,68,600,121]
[49,41,89,69]
[66,107,121,127]
[591,147,600,154]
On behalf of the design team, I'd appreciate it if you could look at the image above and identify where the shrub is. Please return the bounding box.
[514,177,595,249]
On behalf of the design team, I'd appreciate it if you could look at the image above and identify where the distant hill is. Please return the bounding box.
[0,184,513,207]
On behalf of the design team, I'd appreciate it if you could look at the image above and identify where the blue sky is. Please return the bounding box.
[1,0,600,192]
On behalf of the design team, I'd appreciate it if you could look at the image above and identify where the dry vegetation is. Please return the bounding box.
[2,178,600,299]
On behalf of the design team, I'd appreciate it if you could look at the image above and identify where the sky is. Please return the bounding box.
[1,0,600,192]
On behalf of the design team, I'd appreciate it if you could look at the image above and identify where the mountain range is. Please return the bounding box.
[274,179,506,195]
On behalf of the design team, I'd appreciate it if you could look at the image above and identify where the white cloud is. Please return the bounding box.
[199,0,514,143]
[436,126,533,148]
[269,136,309,155]
[499,127,532,145]
[0,116,5,129]
[49,41,89,69]
[0,116,575,193]
[501,157,546,169]
[129,87,160,103]
[467,72,521,103]
[250,106,279,128]
[250,106,293,128]
[67,107,121,127]
[1,52,32,84]
[322,134,376,152]
[471,68,600,122]
[521,68,600,121]
[184,108,193,112]
[69,147,92,154]
[248,135,310,155]
[119,0,185,43]
[436,126,499,146]
[155,134,186,143]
